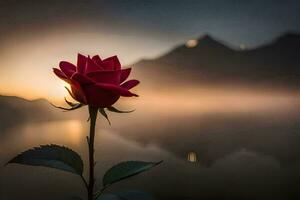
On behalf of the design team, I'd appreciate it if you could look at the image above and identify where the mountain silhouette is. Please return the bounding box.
[133,32,300,89]
[0,96,69,130]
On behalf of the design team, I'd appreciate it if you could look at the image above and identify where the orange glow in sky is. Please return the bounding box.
[0,26,172,102]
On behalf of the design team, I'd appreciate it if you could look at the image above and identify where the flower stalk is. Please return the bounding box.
[87,106,98,200]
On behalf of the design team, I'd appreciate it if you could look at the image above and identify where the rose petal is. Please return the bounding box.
[77,53,87,74]
[53,68,86,103]
[59,61,76,77]
[121,79,140,90]
[53,68,72,84]
[86,70,121,84]
[71,72,93,85]
[101,55,121,70]
[95,83,138,97]
[82,84,120,108]
[86,56,102,73]
[53,68,67,79]
[70,80,87,104]
[92,55,102,65]
[120,68,131,83]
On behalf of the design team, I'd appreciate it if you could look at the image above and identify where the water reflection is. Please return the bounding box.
[23,120,84,146]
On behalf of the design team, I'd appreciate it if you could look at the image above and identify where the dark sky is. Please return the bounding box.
[1,0,300,47]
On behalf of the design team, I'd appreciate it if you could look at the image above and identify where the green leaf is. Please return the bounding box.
[97,190,154,200]
[107,106,135,113]
[99,108,111,125]
[6,144,84,176]
[103,161,162,187]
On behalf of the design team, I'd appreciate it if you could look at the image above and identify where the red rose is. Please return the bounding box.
[53,54,139,108]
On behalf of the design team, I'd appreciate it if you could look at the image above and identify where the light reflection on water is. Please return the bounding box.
[22,120,84,146]
[0,119,169,165]
[0,120,85,161]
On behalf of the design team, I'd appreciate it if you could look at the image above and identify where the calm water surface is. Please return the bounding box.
[1,90,300,200]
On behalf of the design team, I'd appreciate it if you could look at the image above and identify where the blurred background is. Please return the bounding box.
[0,0,300,199]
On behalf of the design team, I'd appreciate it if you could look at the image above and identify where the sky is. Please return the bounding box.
[0,0,299,101]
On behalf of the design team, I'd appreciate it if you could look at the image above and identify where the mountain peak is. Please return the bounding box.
[198,34,214,41]
[196,34,220,46]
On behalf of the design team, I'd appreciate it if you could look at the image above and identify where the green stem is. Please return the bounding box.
[88,106,98,200]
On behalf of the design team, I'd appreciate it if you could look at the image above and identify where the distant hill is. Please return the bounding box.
[0,95,67,130]
[133,33,300,89]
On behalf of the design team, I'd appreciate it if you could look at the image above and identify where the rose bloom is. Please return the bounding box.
[53,54,139,108]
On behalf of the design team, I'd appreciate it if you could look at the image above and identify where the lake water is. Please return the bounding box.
[1,89,300,200]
